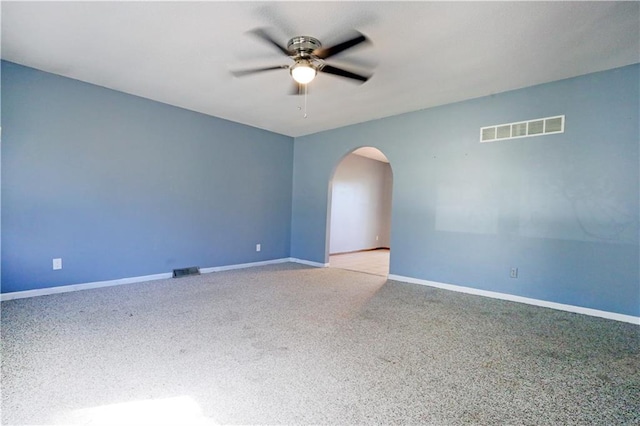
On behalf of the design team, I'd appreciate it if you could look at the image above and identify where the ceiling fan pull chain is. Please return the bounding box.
[303,84,308,119]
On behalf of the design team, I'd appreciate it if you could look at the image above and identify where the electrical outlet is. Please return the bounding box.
[376,235,379,241]
[510,267,518,278]
[53,258,63,270]
[256,243,261,252]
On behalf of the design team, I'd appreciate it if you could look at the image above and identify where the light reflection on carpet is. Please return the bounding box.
[55,396,217,425]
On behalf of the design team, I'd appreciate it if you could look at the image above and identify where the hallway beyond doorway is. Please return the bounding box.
[329,249,390,276]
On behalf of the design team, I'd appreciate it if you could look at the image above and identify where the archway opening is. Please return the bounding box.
[327,147,393,276]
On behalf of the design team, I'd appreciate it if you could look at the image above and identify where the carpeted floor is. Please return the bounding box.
[2,262,638,425]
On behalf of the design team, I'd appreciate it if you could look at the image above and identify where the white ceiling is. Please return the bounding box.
[2,1,638,138]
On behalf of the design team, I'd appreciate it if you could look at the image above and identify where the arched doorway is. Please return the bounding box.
[327,147,393,276]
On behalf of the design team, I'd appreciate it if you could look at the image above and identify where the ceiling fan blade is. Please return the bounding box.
[248,28,293,56]
[231,65,288,77]
[313,32,368,59]
[319,64,370,82]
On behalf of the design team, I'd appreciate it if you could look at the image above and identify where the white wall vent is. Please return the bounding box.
[480,115,564,143]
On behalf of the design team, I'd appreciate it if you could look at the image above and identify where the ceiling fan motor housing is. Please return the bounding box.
[234,29,370,86]
[287,36,322,58]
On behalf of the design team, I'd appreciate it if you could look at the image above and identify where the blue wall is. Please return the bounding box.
[3,60,638,317]
[291,64,639,317]
[1,61,293,293]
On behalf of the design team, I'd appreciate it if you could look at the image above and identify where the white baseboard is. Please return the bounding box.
[7,262,632,325]
[200,258,290,273]
[0,258,292,302]
[0,272,173,301]
[388,274,640,325]
[289,258,329,268]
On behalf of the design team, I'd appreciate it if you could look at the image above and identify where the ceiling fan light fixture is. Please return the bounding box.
[291,61,317,84]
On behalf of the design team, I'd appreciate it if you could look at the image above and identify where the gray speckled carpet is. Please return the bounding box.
[2,262,639,425]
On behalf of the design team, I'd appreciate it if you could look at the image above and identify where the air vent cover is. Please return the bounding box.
[173,266,200,278]
[480,115,564,143]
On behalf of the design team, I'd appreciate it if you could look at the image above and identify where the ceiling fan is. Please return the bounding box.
[232,28,372,93]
